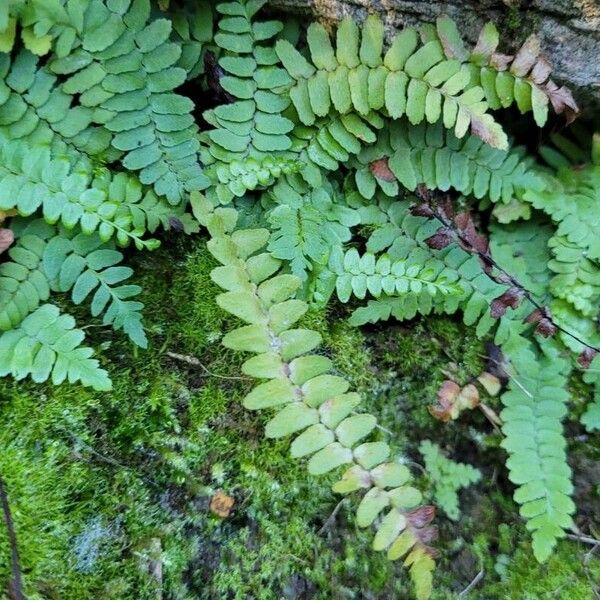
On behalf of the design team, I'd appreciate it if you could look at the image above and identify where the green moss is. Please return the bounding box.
[0,237,598,599]
[487,541,600,599]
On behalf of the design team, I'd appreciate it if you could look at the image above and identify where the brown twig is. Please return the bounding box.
[0,473,24,600]
[165,351,250,380]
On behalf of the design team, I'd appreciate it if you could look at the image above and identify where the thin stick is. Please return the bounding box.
[166,351,250,380]
[458,569,484,597]
[317,499,345,535]
[567,533,600,546]
[0,473,24,600]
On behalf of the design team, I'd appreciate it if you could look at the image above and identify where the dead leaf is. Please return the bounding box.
[425,227,454,250]
[524,307,557,337]
[0,229,14,254]
[530,57,552,84]
[457,384,479,411]
[510,35,541,77]
[429,379,480,422]
[454,212,489,255]
[429,380,460,422]
[417,525,439,546]
[477,372,501,396]
[490,287,524,318]
[415,184,434,204]
[409,202,434,218]
[543,80,579,123]
[490,52,512,71]
[577,348,598,369]
[407,505,436,528]
[369,158,396,182]
[209,490,235,518]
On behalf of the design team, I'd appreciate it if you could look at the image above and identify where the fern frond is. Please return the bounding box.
[201,0,296,203]
[293,111,386,181]
[522,145,600,316]
[348,294,448,327]
[350,120,543,203]
[276,15,508,149]
[548,235,600,317]
[360,198,524,338]
[44,0,208,202]
[0,303,111,390]
[266,179,359,280]
[500,345,574,562]
[550,299,600,356]
[1,0,79,56]
[42,228,147,348]
[197,199,437,600]
[489,218,553,302]
[440,18,579,126]
[0,226,52,330]
[523,160,600,261]
[1,215,147,346]
[0,137,176,249]
[0,50,114,157]
[170,1,213,79]
[330,247,462,304]
[419,440,480,521]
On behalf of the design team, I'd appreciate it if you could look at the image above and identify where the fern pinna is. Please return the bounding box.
[0,1,598,598]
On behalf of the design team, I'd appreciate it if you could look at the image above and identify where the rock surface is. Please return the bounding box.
[268,0,600,109]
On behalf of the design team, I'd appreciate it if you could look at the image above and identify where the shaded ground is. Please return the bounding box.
[0,235,598,599]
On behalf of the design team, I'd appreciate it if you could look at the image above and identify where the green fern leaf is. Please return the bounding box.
[0,303,111,390]
[350,119,543,203]
[501,345,574,562]
[277,16,508,149]
[0,230,51,330]
[419,440,480,520]
[266,180,359,280]
[42,229,147,347]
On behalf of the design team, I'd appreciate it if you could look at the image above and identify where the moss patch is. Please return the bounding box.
[0,235,598,599]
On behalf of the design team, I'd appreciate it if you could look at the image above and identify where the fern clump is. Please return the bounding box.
[0,2,598,599]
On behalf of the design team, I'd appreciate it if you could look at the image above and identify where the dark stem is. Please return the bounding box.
[0,473,24,600]
[418,190,600,354]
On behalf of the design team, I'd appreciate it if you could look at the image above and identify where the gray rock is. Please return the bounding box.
[267,0,600,109]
